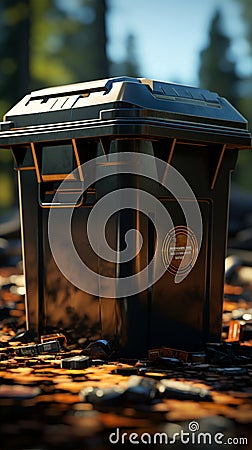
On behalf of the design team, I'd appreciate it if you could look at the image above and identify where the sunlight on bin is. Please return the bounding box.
[0,76,250,357]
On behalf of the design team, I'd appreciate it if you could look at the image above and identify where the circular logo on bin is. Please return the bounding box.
[162,226,198,277]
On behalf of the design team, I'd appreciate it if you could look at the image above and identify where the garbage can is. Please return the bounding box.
[0,76,251,357]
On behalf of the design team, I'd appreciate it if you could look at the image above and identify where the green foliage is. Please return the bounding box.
[30,0,110,89]
[0,0,109,214]
[30,0,73,88]
[0,0,140,214]
[0,0,30,118]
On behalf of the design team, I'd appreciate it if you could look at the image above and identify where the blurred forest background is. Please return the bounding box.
[0,0,252,217]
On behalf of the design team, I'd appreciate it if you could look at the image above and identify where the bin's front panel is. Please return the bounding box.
[150,200,211,351]
[42,206,102,340]
[100,209,150,356]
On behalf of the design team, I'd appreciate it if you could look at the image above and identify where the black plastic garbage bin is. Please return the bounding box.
[0,76,251,357]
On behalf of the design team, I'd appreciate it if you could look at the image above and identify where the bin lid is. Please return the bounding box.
[0,76,251,147]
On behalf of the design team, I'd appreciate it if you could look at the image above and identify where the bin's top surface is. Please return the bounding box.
[0,76,251,147]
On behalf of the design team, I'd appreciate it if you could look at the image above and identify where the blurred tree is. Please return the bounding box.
[0,0,121,215]
[199,10,240,108]
[233,0,252,191]
[30,0,71,89]
[233,0,252,126]
[0,0,31,214]
[0,0,31,116]
[237,0,252,49]
[57,0,109,81]
[122,33,140,77]
[110,33,140,77]
[0,0,140,214]
[198,9,252,191]
[31,0,109,89]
